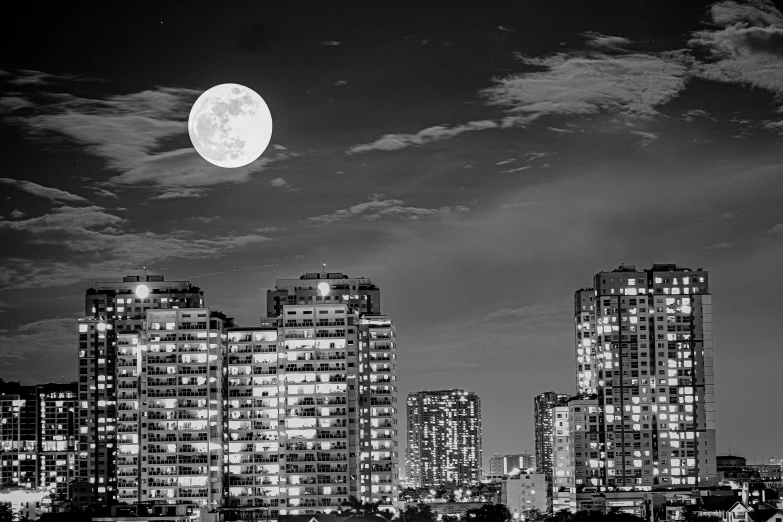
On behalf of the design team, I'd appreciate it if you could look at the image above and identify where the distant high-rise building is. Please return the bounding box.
[77,275,204,505]
[534,391,569,481]
[406,390,482,488]
[0,381,77,498]
[573,264,717,492]
[551,403,573,512]
[489,453,536,476]
[223,272,399,518]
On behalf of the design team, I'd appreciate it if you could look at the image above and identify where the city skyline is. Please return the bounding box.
[2,0,783,469]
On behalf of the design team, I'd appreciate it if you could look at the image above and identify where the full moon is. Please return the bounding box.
[188,83,273,169]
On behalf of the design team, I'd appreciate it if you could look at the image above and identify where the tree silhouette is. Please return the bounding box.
[0,504,15,522]
[394,503,437,522]
[463,504,512,522]
[342,496,387,520]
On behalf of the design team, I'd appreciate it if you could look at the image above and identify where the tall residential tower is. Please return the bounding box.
[77,275,204,505]
[406,390,482,488]
[534,391,569,481]
[573,264,717,493]
[223,272,399,518]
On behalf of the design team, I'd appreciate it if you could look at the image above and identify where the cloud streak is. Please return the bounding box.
[4,82,285,198]
[0,205,271,289]
[347,32,690,154]
[0,178,88,202]
[306,197,439,225]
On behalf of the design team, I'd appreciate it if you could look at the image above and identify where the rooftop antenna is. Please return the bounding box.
[323,259,326,274]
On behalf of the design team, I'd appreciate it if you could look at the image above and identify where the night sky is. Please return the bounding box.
[1,1,782,469]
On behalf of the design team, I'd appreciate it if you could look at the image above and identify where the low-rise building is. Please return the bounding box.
[500,473,547,516]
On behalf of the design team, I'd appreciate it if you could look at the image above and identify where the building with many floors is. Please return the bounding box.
[534,391,569,481]
[542,263,720,512]
[0,381,77,498]
[406,389,482,488]
[77,275,205,505]
[223,272,399,519]
[489,453,536,476]
[112,307,229,514]
[573,264,717,491]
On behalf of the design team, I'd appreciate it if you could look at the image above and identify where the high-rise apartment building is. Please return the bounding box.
[0,381,77,498]
[406,390,482,488]
[572,264,717,492]
[551,404,573,512]
[223,272,399,519]
[114,308,229,513]
[77,275,205,505]
[534,392,569,481]
[490,453,536,476]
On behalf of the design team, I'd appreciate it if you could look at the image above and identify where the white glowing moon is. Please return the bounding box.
[188,83,273,168]
[318,282,331,296]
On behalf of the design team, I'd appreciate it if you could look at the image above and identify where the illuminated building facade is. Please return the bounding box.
[223,272,398,520]
[501,472,548,516]
[0,381,77,498]
[534,391,569,481]
[552,404,573,512]
[489,453,536,476]
[114,308,228,514]
[573,264,717,491]
[78,275,204,505]
[406,389,482,488]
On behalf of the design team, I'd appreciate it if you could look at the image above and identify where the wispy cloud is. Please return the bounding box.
[347,35,689,154]
[768,223,783,234]
[703,241,734,250]
[546,126,574,134]
[483,50,690,119]
[4,80,284,198]
[681,109,715,122]
[0,317,78,381]
[495,158,516,166]
[93,188,119,199]
[346,119,503,154]
[0,205,271,289]
[501,165,532,174]
[482,301,571,327]
[0,178,87,203]
[306,196,439,225]
[322,41,341,46]
[689,1,783,106]
[0,96,33,113]
[582,31,631,50]
[0,68,103,87]
[630,130,659,146]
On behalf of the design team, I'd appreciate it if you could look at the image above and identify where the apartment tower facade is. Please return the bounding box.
[222,272,399,519]
[572,264,717,493]
[77,275,205,505]
[0,382,78,498]
[534,391,569,481]
[406,389,482,488]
